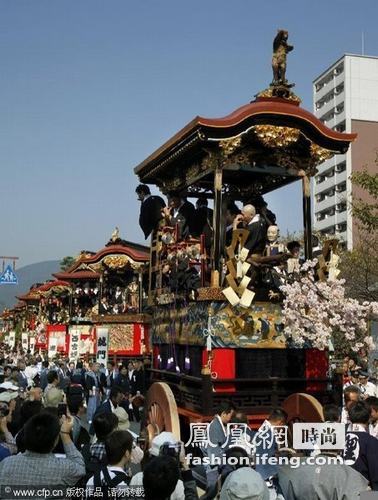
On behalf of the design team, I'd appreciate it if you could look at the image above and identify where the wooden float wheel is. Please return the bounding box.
[143,382,181,452]
[282,393,324,447]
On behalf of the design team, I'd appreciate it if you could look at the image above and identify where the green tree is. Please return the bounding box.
[60,256,75,271]
[350,166,378,230]
[339,231,378,302]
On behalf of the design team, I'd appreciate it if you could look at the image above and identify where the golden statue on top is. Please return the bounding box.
[272,30,293,86]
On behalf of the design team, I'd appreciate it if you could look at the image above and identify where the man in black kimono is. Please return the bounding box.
[136,184,165,239]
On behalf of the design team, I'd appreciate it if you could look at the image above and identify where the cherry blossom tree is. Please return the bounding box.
[280,260,378,357]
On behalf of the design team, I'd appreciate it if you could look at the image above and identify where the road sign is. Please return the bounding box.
[0,265,19,285]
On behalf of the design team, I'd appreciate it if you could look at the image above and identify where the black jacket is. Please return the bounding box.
[139,195,165,239]
[171,200,196,239]
[244,218,267,254]
[345,430,378,490]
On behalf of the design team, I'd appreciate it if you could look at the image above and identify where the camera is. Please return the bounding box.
[159,442,182,464]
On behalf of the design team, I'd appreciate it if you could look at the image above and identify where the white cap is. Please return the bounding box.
[0,382,19,391]
[149,432,178,457]
[0,391,18,403]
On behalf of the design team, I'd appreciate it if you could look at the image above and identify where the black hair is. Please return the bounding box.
[220,446,250,486]
[232,412,249,425]
[136,184,151,195]
[20,400,43,425]
[110,386,124,401]
[47,370,59,384]
[323,404,340,422]
[287,241,301,252]
[76,361,83,369]
[42,361,49,369]
[365,396,378,412]
[24,412,60,453]
[216,402,236,416]
[344,385,361,402]
[105,430,133,465]
[66,393,84,416]
[348,401,370,424]
[143,456,179,500]
[93,412,119,441]
[226,202,241,216]
[269,408,288,422]
[108,361,115,367]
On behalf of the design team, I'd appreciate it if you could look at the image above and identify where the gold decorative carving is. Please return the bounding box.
[256,86,301,104]
[102,254,141,270]
[108,324,134,351]
[310,143,335,164]
[219,137,242,156]
[252,125,300,148]
[197,287,225,301]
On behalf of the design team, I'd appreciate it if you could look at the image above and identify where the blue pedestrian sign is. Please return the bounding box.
[0,265,19,285]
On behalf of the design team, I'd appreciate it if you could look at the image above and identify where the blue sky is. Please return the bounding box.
[1,0,377,266]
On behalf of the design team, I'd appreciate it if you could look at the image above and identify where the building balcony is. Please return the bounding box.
[314,216,337,232]
[315,195,337,213]
[314,80,334,101]
[314,175,336,195]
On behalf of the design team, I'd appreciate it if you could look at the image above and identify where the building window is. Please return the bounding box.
[336,203,347,213]
[335,181,347,193]
[334,120,346,132]
[335,161,346,173]
[335,82,344,95]
[334,63,344,76]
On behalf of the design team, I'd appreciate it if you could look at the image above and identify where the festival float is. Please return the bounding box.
[53,230,150,364]
[133,31,376,441]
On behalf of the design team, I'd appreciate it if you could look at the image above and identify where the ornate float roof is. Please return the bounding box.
[17,280,71,301]
[53,242,149,281]
[134,95,357,197]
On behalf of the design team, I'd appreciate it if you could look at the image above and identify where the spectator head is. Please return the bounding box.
[287,241,301,257]
[344,385,361,408]
[76,361,83,370]
[216,402,236,425]
[365,396,378,423]
[348,401,370,425]
[127,361,134,371]
[92,362,100,373]
[149,432,180,458]
[42,361,49,369]
[168,192,183,209]
[67,392,86,416]
[358,370,369,386]
[47,370,59,385]
[268,408,288,426]
[220,447,251,487]
[219,466,269,500]
[3,366,12,377]
[241,204,256,224]
[105,430,133,466]
[107,361,115,370]
[24,412,61,453]
[110,386,124,407]
[143,456,179,500]
[11,368,19,382]
[93,412,119,441]
[136,184,151,202]
[29,387,43,402]
[20,400,43,425]
[350,369,360,384]
[120,365,127,376]
[323,404,341,423]
[68,362,75,370]
[44,387,63,408]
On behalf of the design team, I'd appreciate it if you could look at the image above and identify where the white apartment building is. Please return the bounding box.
[313,54,378,249]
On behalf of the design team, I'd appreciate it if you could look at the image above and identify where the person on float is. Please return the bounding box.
[232,204,266,256]
[136,184,166,239]
[162,192,196,240]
